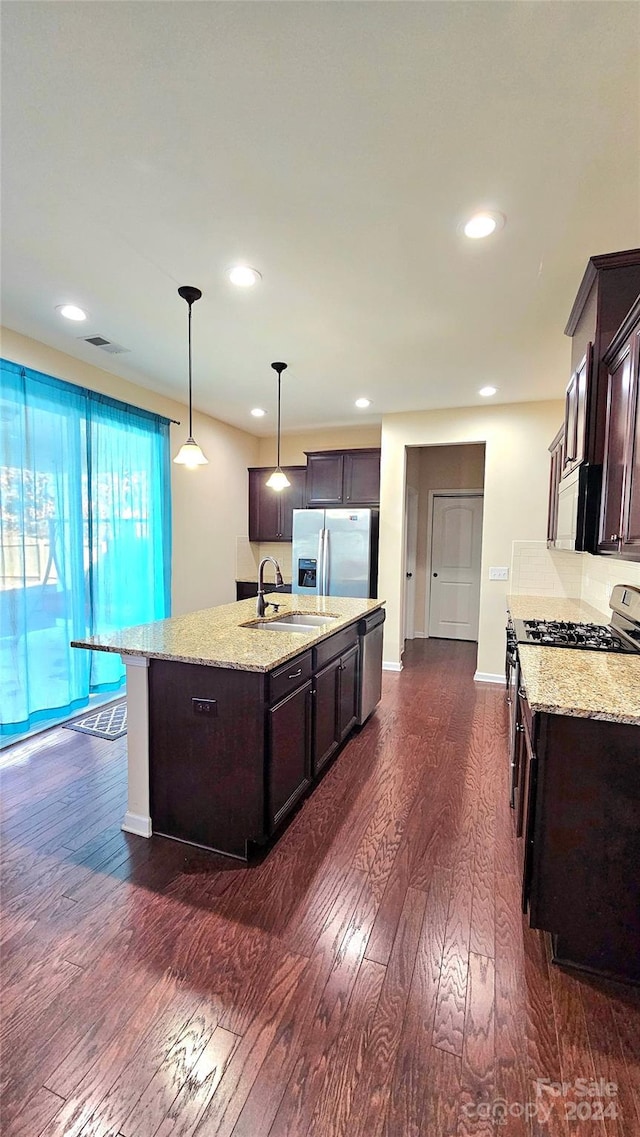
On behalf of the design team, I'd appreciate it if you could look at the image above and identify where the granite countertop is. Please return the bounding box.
[71,594,384,673]
[507,594,607,623]
[507,594,640,725]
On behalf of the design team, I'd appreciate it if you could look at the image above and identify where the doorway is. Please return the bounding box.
[404,487,418,640]
[428,492,484,641]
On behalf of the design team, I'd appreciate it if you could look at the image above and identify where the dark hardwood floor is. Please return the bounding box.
[2,639,639,1136]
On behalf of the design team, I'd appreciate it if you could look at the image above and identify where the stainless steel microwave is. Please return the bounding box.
[555,463,601,552]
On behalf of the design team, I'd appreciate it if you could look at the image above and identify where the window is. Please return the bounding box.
[0,359,172,737]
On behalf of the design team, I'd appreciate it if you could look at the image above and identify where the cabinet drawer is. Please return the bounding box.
[313,623,358,670]
[269,650,313,705]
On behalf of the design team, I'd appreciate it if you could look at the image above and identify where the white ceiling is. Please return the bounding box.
[2,2,639,435]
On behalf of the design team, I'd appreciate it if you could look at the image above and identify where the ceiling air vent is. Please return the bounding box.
[80,335,130,355]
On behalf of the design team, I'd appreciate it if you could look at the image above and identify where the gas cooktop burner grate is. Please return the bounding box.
[515,618,635,652]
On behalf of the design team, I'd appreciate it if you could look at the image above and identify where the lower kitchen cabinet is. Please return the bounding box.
[338,642,359,741]
[268,679,312,829]
[516,687,640,983]
[313,658,341,774]
[149,614,374,859]
[313,639,360,775]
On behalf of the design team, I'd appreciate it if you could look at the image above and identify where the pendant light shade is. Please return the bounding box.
[173,285,208,468]
[266,361,290,491]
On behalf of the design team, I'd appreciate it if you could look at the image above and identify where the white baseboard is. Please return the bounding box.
[383,661,403,672]
[474,670,504,685]
[122,811,152,838]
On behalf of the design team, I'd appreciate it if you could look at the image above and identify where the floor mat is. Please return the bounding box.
[64,701,127,740]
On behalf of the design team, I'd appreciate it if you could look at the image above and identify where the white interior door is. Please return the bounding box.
[428,494,483,641]
[404,487,418,640]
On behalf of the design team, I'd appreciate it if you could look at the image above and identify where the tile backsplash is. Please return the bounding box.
[235,537,293,583]
[510,541,640,616]
[580,552,640,614]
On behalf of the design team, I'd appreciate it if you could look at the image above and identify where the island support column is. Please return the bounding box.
[120,654,152,837]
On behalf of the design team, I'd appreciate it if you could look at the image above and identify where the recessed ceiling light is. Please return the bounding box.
[251,408,266,417]
[57,303,88,321]
[478,386,498,397]
[463,212,505,239]
[355,397,371,408]
[227,265,262,287]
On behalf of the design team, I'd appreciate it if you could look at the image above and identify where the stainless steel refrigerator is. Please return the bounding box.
[292,509,379,598]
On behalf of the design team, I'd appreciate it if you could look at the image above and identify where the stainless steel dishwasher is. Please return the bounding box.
[357,607,386,725]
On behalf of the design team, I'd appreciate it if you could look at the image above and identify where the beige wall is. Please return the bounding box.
[2,327,260,614]
[257,424,381,467]
[407,444,486,636]
[379,400,565,677]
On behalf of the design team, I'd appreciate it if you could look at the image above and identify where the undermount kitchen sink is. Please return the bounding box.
[242,613,339,632]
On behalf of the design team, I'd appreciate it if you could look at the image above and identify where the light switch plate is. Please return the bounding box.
[489,566,509,581]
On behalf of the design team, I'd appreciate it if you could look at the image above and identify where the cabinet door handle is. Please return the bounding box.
[288,668,302,679]
[610,534,619,541]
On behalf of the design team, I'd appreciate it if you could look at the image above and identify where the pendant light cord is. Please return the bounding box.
[271,362,287,469]
[187,301,193,438]
[276,372,281,468]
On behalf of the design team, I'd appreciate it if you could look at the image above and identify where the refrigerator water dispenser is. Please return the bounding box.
[298,558,317,589]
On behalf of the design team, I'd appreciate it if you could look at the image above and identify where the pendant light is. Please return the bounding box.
[173,285,208,467]
[265,361,290,491]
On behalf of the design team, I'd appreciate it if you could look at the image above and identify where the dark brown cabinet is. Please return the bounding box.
[625,320,640,553]
[305,453,344,506]
[598,297,640,558]
[546,248,640,552]
[149,614,374,860]
[546,426,564,545]
[517,691,537,914]
[562,345,591,476]
[564,248,640,468]
[312,635,360,775]
[519,702,640,984]
[268,679,312,829]
[305,449,381,507]
[338,642,359,740]
[248,466,306,541]
[313,657,341,774]
[343,450,381,505]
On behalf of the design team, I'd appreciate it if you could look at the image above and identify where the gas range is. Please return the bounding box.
[512,584,640,655]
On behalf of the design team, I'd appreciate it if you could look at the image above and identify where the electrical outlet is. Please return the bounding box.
[192,698,218,716]
[488,566,509,581]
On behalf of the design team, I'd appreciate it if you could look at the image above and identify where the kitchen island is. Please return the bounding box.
[72,594,384,859]
[506,593,640,984]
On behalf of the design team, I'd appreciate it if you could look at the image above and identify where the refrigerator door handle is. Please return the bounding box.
[316,529,324,595]
[322,528,330,595]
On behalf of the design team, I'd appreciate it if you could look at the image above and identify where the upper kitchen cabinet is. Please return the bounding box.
[248,466,306,542]
[562,345,591,476]
[564,248,640,469]
[547,425,564,546]
[305,448,381,507]
[547,248,640,552]
[598,297,640,559]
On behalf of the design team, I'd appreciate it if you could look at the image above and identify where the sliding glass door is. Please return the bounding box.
[0,359,171,738]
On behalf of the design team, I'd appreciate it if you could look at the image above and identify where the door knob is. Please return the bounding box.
[433,572,438,578]
[406,572,413,579]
